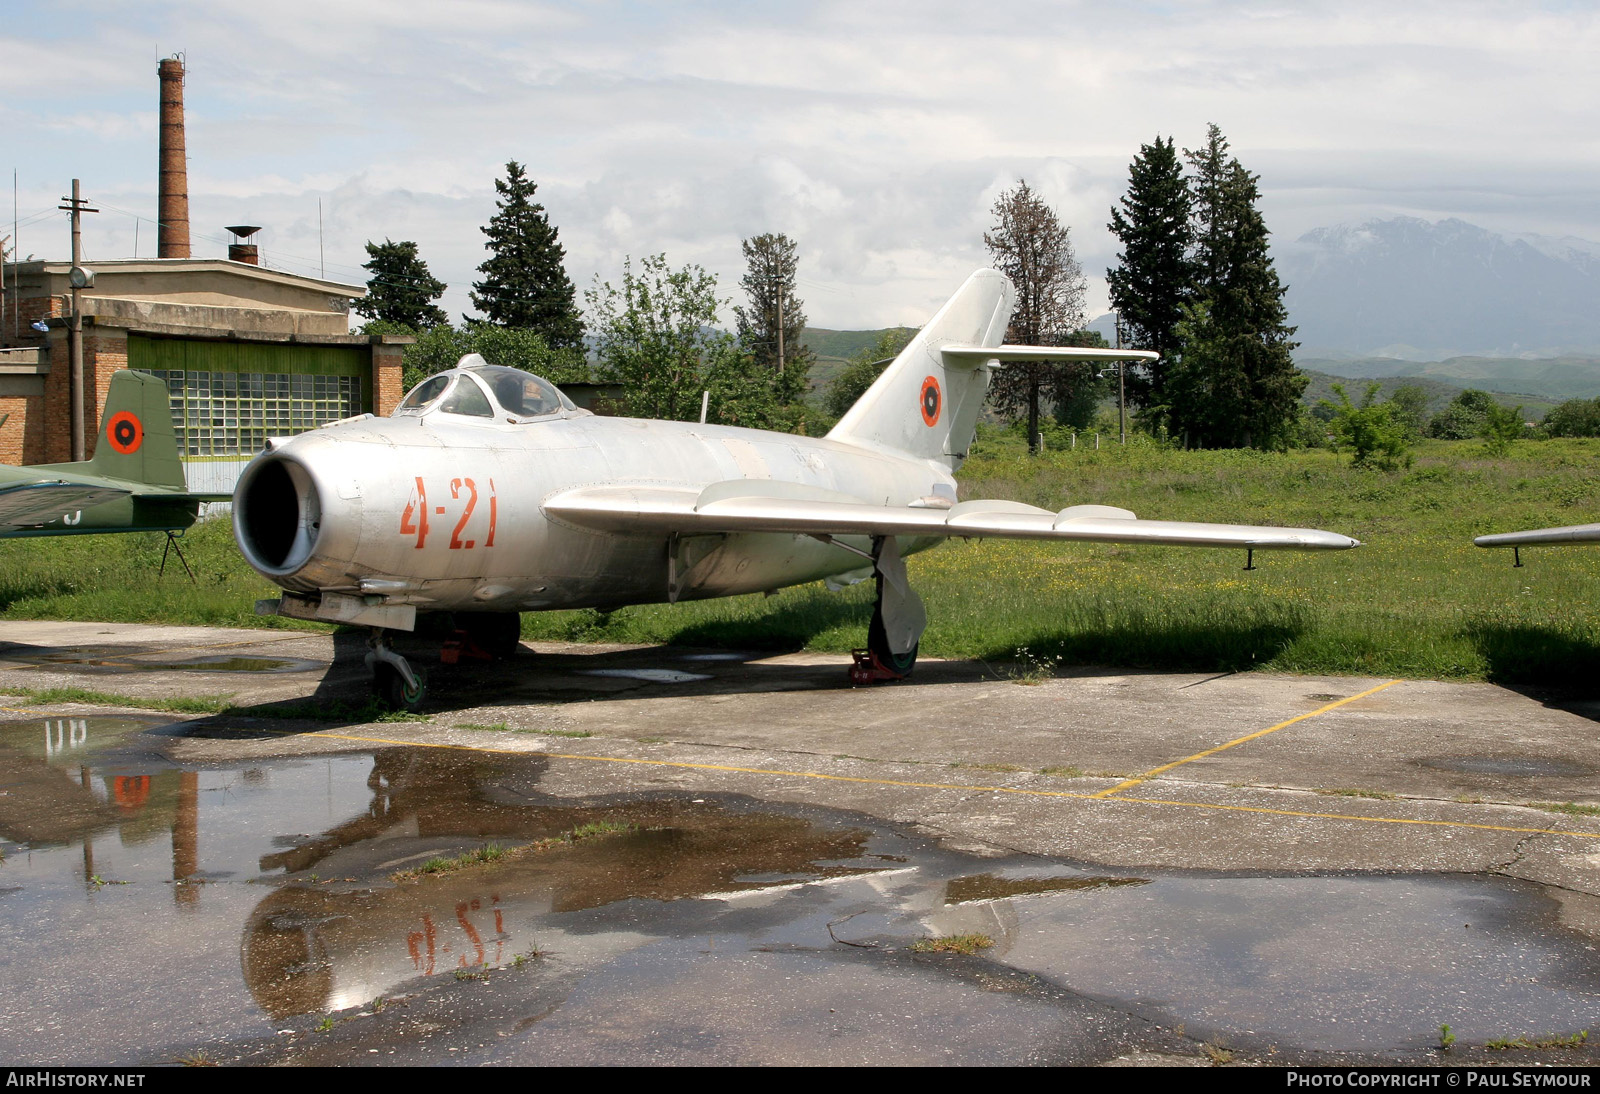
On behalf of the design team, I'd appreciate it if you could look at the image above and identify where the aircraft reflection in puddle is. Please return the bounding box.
[242,748,878,1018]
[238,746,1142,1020]
[0,716,202,904]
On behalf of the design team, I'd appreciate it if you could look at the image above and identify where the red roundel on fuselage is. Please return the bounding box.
[920,376,941,427]
[107,411,143,455]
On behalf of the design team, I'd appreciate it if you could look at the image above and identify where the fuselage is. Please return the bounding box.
[233,385,953,617]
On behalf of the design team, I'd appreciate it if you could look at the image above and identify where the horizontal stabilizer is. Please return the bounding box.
[0,481,132,528]
[1475,523,1600,548]
[941,345,1159,368]
[544,484,1360,551]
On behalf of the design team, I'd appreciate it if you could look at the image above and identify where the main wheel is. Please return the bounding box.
[455,611,523,659]
[373,662,427,712]
[867,593,918,678]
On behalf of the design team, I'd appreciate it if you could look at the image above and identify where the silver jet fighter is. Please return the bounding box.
[233,269,1360,708]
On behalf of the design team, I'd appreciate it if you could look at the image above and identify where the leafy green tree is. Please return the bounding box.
[1541,397,1600,437]
[587,254,790,429]
[352,239,448,330]
[1480,401,1526,456]
[1052,329,1111,430]
[470,161,584,349]
[1428,389,1497,439]
[376,320,586,391]
[1387,383,1430,439]
[734,233,813,407]
[824,328,917,418]
[983,180,1089,453]
[1167,125,1304,449]
[1320,382,1413,470]
[1107,136,1193,427]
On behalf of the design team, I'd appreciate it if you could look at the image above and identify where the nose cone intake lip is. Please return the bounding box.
[233,455,323,579]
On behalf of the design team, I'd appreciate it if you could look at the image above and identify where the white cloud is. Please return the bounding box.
[5,0,1597,328]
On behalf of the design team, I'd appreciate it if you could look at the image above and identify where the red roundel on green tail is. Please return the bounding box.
[920,375,941,426]
[107,411,143,455]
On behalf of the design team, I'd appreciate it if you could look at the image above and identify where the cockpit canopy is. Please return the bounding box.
[396,354,579,422]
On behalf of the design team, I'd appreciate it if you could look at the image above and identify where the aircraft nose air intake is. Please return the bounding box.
[233,455,323,577]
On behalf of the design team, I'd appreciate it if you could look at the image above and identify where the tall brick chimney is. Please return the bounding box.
[157,56,191,258]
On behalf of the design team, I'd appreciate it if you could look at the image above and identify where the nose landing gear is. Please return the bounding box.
[366,629,427,712]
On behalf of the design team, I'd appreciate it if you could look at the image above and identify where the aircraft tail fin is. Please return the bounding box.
[826,269,1012,470]
[87,370,188,489]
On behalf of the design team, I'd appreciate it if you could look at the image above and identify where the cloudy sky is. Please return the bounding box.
[4,1,1596,329]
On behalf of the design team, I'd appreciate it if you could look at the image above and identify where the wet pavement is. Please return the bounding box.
[1,621,1599,1066]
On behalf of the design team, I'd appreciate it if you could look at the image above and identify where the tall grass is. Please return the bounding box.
[3,431,1597,683]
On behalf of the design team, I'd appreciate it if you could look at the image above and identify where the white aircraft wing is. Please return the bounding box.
[0,481,133,528]
[544,484,1359,551]
[940,345,1160,367]
[1475,523,1600,548]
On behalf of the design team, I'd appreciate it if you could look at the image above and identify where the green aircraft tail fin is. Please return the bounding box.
[87,370,188,489]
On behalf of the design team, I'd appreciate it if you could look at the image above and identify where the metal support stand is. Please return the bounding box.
[1513,547,1523,568]
[1243,549,1256,572]
[159,530,195,581]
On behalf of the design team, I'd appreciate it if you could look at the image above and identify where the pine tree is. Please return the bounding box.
[733,233,813,407]
[470,161,584,349]
[1168,126,1304,449]
[983,180,1088,454]
[352,239,449,330]
[1106,136,1193,427]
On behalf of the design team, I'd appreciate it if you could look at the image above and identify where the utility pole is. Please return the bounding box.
[1115,312,1127,446]
[776,292,785,374]
[59,179,98,461]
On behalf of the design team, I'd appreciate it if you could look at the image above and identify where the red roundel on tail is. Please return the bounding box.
[107,411,144,455]
[919,376,941,427]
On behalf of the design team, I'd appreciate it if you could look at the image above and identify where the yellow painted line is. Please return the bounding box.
[298,728,1600,841]
[1092,679,1404,798]
[4,689,1596,843]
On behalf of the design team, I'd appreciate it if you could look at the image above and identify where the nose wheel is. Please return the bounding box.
[366,629,427,712]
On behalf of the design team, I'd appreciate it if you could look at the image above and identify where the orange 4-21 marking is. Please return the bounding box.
[401,477,497,549]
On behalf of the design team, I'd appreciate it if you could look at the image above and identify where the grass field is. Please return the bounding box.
[2,430,1596,685]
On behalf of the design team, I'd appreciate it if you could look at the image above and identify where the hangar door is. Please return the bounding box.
[128,335,371,495]
[129,335,370,456]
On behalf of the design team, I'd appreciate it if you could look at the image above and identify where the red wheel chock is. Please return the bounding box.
[440,629,495,665]
[849,648,909,684]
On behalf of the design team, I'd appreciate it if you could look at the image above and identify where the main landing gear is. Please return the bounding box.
[366,629,427,712]
[441,611,522,664]
[848,536,927,685]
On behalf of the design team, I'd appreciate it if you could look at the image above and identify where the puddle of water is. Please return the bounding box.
[944,874,1149,904]
[576,668,713,684]
[675,652,747,662]
[1420,756,1594,778]
[985,873,1600,1053]
[2,727,1598,1064]
[27,652,321,674]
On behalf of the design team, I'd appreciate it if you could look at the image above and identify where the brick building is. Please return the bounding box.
[0,257,409,490]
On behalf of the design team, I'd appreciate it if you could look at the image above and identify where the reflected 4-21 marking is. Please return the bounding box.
[401,477,498,549]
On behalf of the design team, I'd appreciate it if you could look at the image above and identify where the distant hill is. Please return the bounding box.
[1276,217,1600,359]
[799,327,914,393]
[1297,369,1557,420]
[1298,355,1600,403]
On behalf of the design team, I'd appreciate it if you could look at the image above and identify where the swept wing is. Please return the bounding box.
[545,482,1360,551]
[1475,523,1600,549]
[0,481,133,528]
